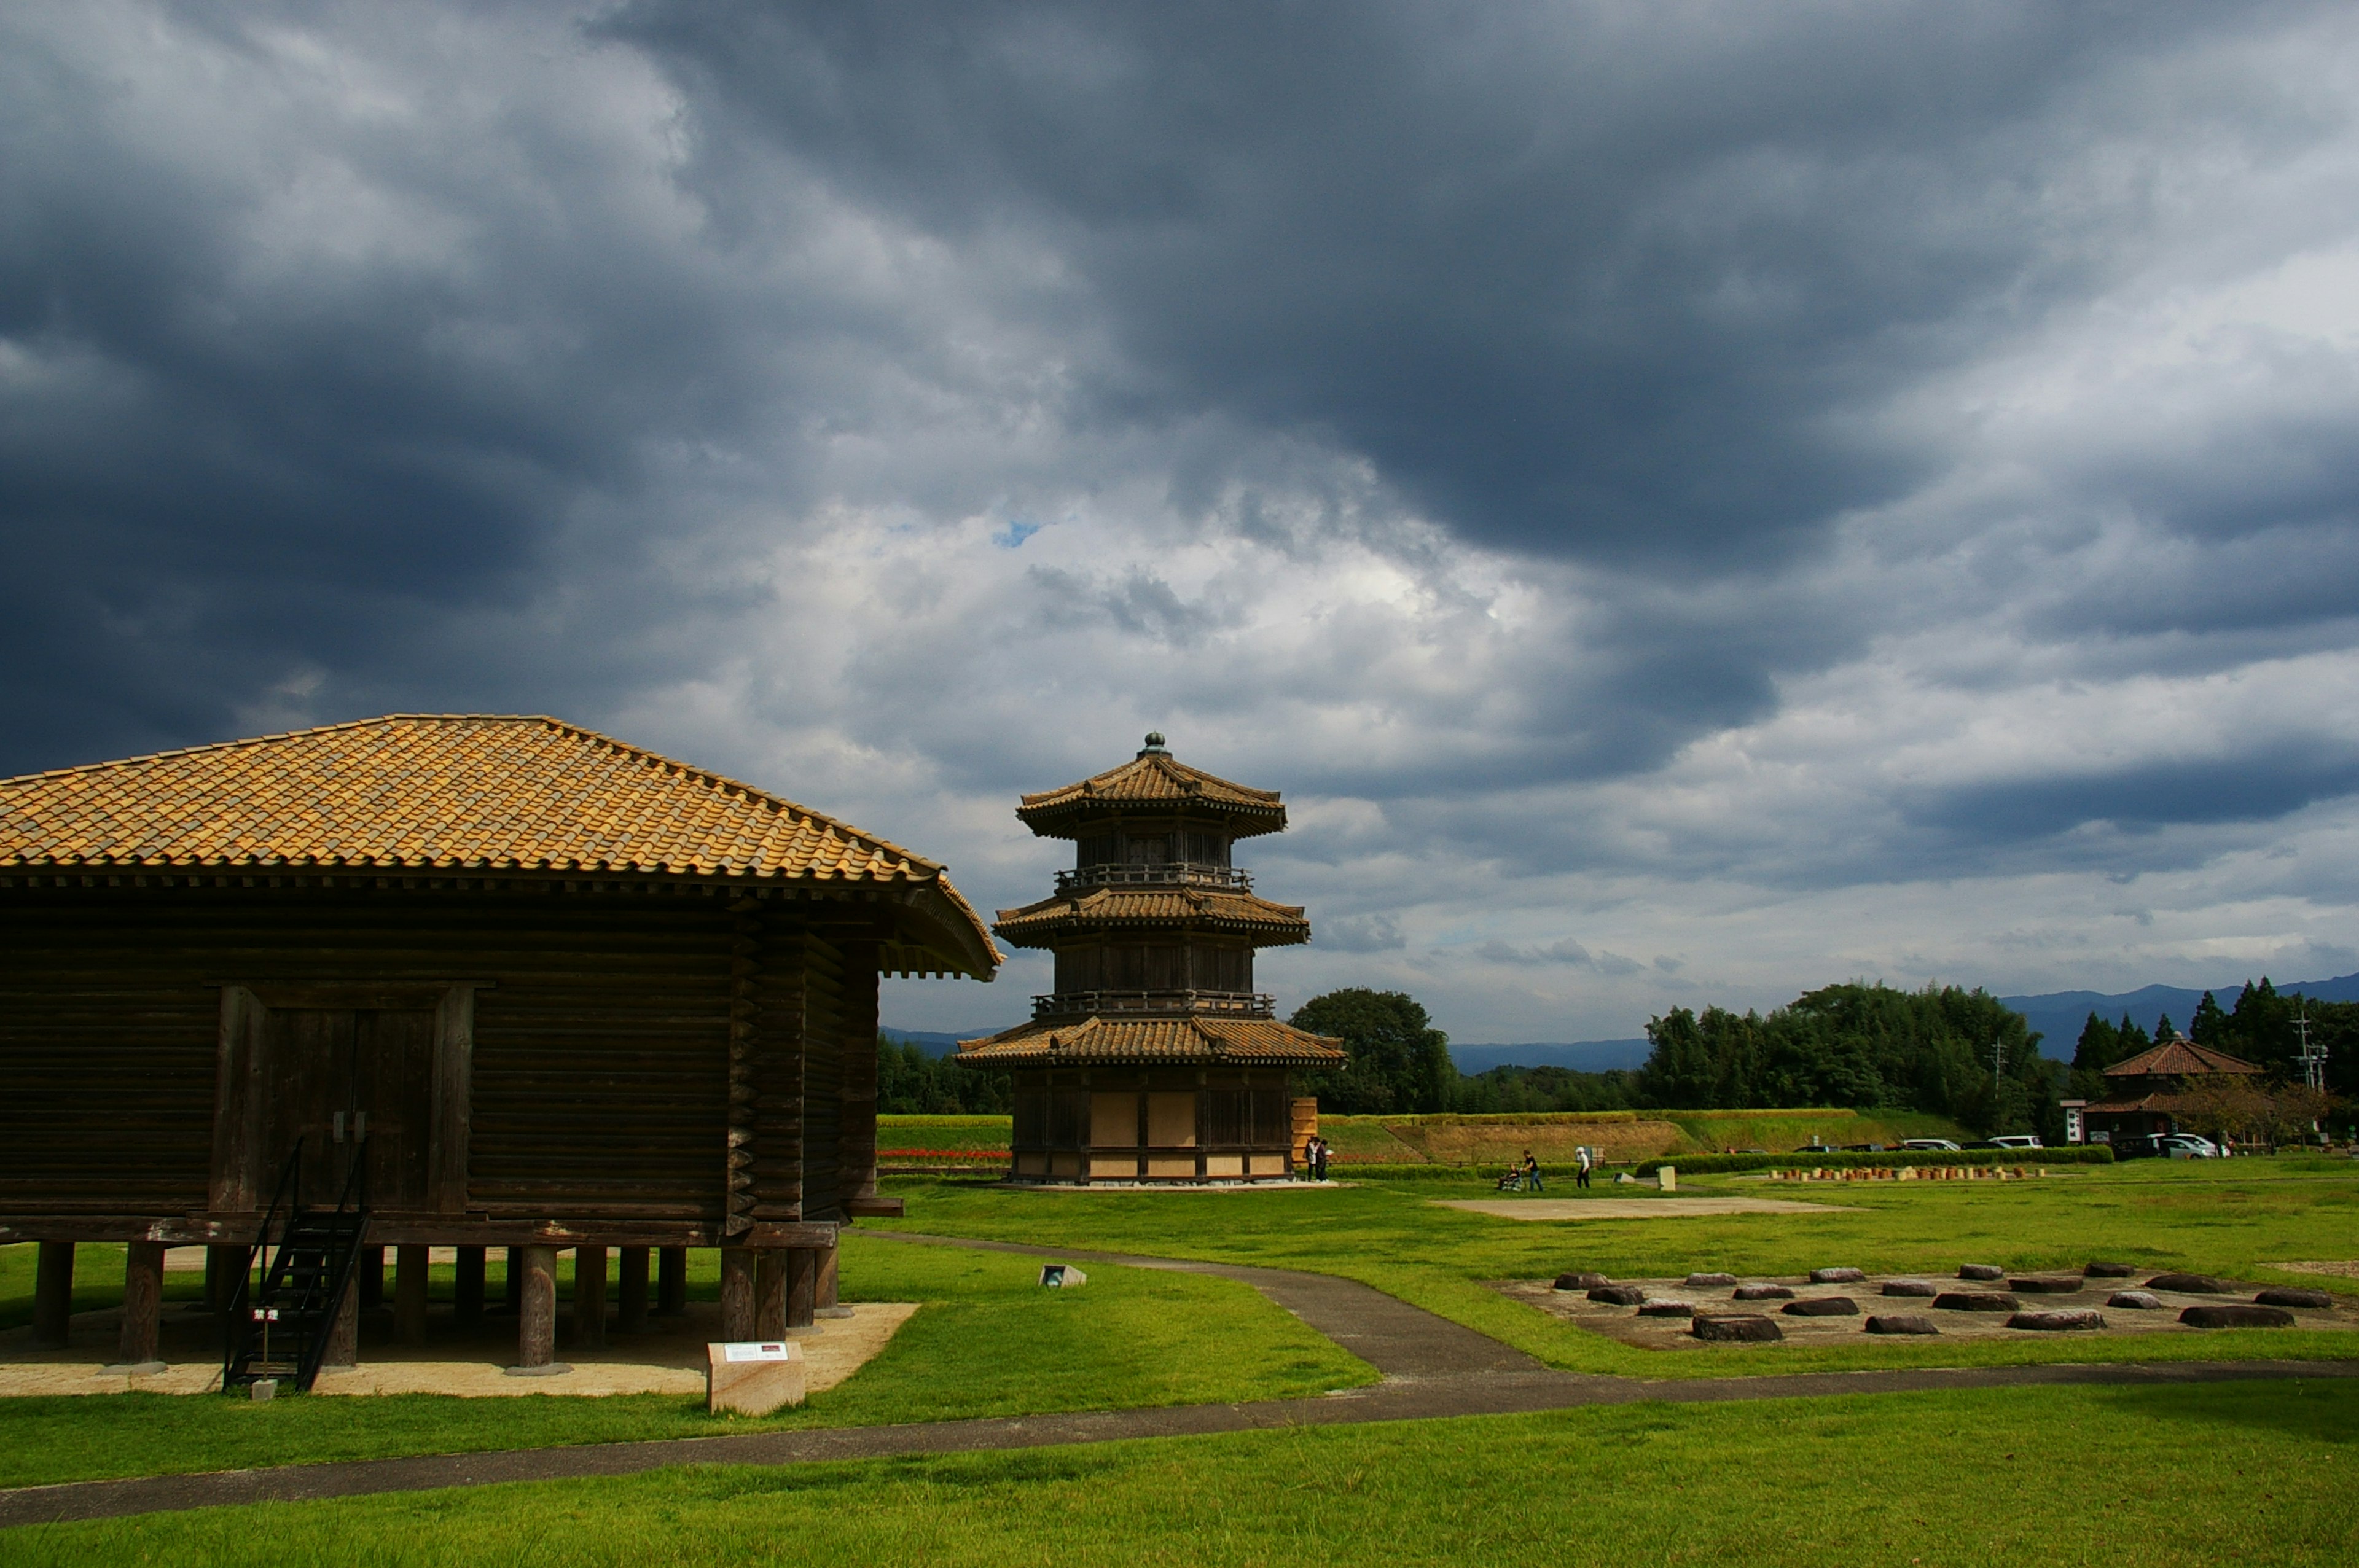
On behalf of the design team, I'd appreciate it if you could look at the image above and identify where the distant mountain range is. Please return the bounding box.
[2000,972,2359,1058]
[1448,1040,1653,1074]
[890,973,2359,1071]
[880,1028,999,1056]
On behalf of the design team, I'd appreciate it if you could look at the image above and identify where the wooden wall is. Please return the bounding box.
[1052,940,1251,993]
[0,882,887,1231]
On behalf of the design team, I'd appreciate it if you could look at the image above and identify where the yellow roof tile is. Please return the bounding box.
[992,884,1310,948]
[0,714,999,977]
[1016,748,1286,838]
[953,1013,1343,1067]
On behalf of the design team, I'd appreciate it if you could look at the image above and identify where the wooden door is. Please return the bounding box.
[257,1007,437,1211]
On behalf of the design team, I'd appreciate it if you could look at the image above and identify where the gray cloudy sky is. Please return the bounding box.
[8,1,2359,1040]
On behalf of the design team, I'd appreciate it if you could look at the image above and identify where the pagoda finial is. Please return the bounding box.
[1140,731,1168,757]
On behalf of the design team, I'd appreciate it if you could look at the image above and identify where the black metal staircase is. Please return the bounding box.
[221,1137,371,1393]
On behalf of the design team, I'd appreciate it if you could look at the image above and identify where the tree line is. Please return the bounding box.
[1290,983,2060,1137]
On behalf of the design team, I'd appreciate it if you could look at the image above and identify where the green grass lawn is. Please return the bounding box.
[0,1235,1371,1489]
[873,1156,2359,1376]
[7,1379,2352,1566]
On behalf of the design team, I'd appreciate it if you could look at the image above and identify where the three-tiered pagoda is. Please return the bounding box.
[957,735,1344,1184]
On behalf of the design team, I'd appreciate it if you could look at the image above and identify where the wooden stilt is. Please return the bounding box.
[657,1247,687,1316]
[786,1248,818,1330]
[754,1249,787,1339]
[395,1244,430,1347]
[322,1269,361,1368]
[504,1246,523,1314]
[815,1244,841,1311]
[455,1246,487,1329]
[115,1241,165,1367]
[719,1248,757,1341]
[32,1242,74,1349]
[359,1245,385,1310]
[206,1244,246,1313]
[573,1245,608,1351]
[514,1245,558,1369]
[617,1246,651,1334]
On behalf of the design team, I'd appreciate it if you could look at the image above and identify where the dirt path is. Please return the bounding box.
[5,1231,2355,1529]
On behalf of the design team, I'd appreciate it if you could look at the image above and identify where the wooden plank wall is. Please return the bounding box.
[0,884,820,1222]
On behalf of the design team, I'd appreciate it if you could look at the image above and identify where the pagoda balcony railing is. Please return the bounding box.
[1033,989,1277,1020]
[1055,863,1253,893]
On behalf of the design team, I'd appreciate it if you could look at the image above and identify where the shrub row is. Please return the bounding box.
[1630,1147,2115,1176]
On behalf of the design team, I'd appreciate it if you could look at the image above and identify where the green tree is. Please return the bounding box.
[1635,981,2044,1133]
[1291,989,1453,1114]
[2190,991,2230,1047]
[886,1036,1012,1114]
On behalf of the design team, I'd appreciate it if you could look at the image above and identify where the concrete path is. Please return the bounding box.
[5,1229,2355,1529]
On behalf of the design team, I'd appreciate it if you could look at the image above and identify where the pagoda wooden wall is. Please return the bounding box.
[0,882,878,1241]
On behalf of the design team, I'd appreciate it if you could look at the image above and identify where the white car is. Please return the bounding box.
[2158,1133,2221,1158]
[1986,1134,2043,1150]
[1900,1138,1961,1152]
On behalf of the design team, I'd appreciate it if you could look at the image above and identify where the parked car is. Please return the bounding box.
[2158,1133,2221,1158]
[2111,1134,2162,1159]
[1988,1134,2043,1149]
[1900,1138,1961,1152]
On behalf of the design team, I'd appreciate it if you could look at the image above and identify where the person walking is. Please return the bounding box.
[1522,1149,1543,1192]
[1575,1145,1593,1190]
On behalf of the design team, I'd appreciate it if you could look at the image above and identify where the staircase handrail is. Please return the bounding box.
[294,1134,372,1391]
[220,1139,306,1392]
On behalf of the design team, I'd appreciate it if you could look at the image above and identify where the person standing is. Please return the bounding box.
[1575,1145,1593,1190]
[1522,1150,1543,1192]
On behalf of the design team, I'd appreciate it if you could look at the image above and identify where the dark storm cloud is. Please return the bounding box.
[1905,744,2359,843]
[0,6,789,772]
[611,0,2306,568]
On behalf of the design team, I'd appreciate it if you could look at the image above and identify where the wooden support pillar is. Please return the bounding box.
[321,1262,361,1368]
[785,1247,818,1330]
[454,1247,487,1330]
[657,1247,687,1316]
[115,1241,165,1368]
[513,1245,558,1370]
[719,1248,757,1341]
[205,1245,244,1313]
[359,1245,386,1310]
[754,1249,787,1339]
[815,1244,841,1311]
[32,1242,74,1349]
[617,1246,651,1334]
[395,1244,430,1347]
[504,1246,523,1314]
[572,1246,608,1352]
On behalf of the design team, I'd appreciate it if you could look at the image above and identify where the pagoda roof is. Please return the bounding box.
[955,1013,1344,1068]
[992,884,1310,948]
[2103,1038,2261,1078]
[0,714,1000,979]
[1015,742,1286,838]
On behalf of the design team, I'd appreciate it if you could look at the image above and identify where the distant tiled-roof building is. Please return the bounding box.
[1,716,996,1378]
[2081,1031,2263,1145]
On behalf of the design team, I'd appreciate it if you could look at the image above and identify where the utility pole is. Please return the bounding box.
[2296,1000,2326,1093]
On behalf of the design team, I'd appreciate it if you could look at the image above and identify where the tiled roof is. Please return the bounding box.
[992,885,1310,948]
[1016,747,1286,838]
[953,1014,1345,1067]
[0,714,999,977]
[2104,1039,2262,1078]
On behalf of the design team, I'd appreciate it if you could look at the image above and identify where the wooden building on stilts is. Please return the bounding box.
[957,735,1342,1182]
[0,716,998,1383]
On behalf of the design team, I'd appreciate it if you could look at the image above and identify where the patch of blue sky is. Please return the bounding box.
[993,518,1044,549]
